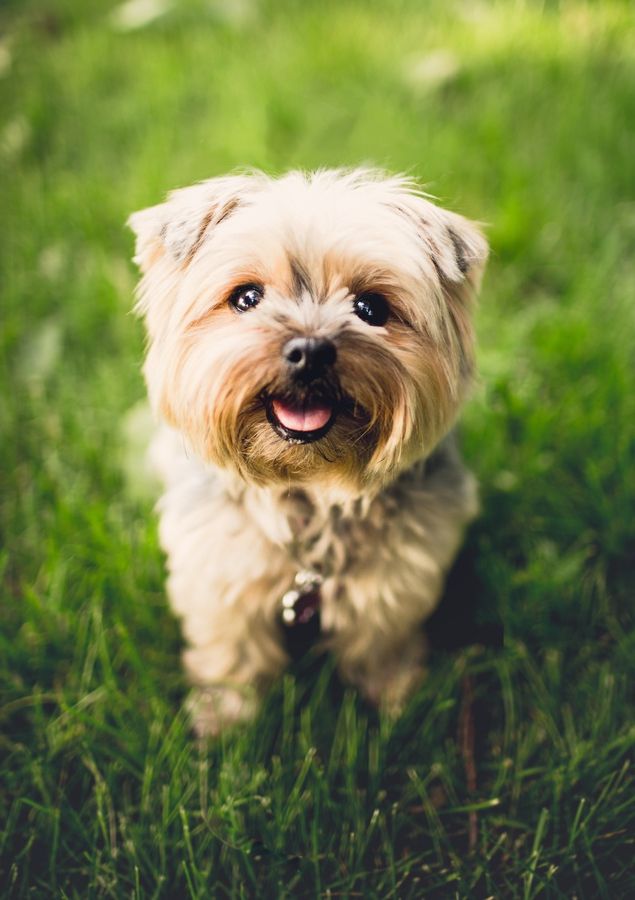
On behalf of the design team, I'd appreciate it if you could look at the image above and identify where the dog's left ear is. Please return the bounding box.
[430,206,488,295]
[412,199,489,298]
[394,190,488,296]
[128,175,256,274]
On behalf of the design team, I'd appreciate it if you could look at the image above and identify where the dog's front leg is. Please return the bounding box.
[158,481,292,736]
[175,586,289,736]
[330,451,478,714]
[332,614,431,716]
[326,553,447,716]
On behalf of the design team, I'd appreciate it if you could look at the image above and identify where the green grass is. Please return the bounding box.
[2,0,635,895]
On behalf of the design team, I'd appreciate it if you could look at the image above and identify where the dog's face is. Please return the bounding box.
[130,169,487,492]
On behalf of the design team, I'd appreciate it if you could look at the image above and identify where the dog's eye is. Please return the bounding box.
[353,292,389,327]
[229,284,264,313]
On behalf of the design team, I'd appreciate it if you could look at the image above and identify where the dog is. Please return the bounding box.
[128,168,488,736]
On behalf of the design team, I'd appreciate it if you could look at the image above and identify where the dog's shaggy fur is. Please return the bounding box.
[129,168,488,735]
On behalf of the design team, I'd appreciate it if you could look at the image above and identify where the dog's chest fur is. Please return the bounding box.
[153,425,477,645]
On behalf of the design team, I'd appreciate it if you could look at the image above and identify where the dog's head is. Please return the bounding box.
[129,169,487,492]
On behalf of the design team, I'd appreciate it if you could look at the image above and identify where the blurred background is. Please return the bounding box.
[1,0,634,895]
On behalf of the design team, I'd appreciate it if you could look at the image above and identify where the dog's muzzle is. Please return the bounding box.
[265,335,339,443]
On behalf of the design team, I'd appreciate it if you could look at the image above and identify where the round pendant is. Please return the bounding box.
[280,570,322,627]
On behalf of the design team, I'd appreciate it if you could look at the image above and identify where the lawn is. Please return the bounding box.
[1,0,635,895]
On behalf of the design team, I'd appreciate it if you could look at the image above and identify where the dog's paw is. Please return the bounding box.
[360,663,427,717]
[186,685,258,738]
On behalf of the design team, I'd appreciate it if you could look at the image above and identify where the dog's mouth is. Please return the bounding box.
[264,394,337,444]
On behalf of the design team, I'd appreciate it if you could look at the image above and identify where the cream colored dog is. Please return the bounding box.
[129,168,487,735]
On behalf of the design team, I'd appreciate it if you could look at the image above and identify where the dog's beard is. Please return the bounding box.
[237,396,378,487]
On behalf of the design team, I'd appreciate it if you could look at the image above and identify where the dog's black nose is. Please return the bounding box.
[283,337,336,380]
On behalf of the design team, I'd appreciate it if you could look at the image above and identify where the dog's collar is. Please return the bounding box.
[280,569,322,628]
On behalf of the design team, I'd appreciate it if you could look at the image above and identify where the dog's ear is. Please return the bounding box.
[128,175,254,274]
[389,188,488,379]
[426,205,489,295]
[391,188,488,296]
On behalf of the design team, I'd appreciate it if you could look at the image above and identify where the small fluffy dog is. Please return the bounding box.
[129,168,488,735]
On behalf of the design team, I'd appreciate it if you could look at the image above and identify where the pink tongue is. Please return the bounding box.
[272,399,332,432]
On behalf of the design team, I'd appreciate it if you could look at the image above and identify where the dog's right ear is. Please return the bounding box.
[128,175,258,274]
